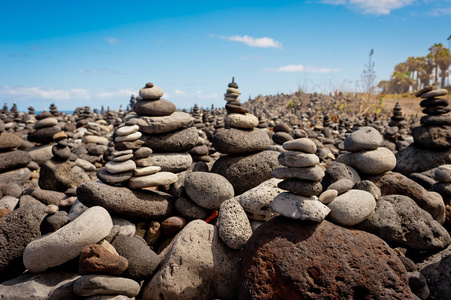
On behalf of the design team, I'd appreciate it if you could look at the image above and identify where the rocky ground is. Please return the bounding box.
[0,82,451,299]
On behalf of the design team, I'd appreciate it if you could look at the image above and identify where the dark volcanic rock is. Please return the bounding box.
[141,127,198,152]
[0,202,46,282]
[0,133,22,151]
[0,150,31,172]
[418,245,451,300]
[211,150,281,195]
[412,125,451,150]
[322,162,360,189]
[39,159,77,192]
[28,125,61,144]
[356,195,450,251]
[240,217,413,299]
[212,128,271,154]
[112,235,160,281]
[133,99,176,116]
[77,181,174,220]
[395,144,451,175]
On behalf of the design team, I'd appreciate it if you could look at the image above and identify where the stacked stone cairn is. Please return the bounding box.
[212,78,279,195]
[0,131,31,188]
[28,111,61,145]
[52,131,71,161]
[384,102,410,151]
[413,86,450,150]
[270,138,330,222]
[49,103,59,116]
[126,82,193,188]
[25,106,36,130]
[191,104,204,129]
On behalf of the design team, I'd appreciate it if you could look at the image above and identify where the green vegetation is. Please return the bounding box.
[378,43,450,94]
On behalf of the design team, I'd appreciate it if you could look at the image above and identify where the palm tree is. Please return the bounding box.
[429,43,445,86]
[437,47,450,88]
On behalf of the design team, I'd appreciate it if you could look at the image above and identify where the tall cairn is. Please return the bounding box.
[126,82,197,188]
[211,78,280,195]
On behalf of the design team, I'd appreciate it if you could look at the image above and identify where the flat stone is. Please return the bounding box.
[273,123,291,133]
[30,189,66,206]
[128,171,178,189]
[28,144,54,165]
[116,125,139,136]
[344,126,383,152]
[174,197,209,220]
[283,138,317,153]
[79,244,128,276]
[226,104,248,114]
[212,128,271,154]
[225,113,258,129]
[235,178,283,221]
[240,218,413,299]
[112,235,160,281]
[423,106,451,115]
[33,117,58,129]
[421,115,451,125]
[185,172,234,209]
[328,189,376,226]
[356,195,451,251]
[115,131,142,143]
[112,154,133,162]
[218,199,253,249]
[133,166,161,176]
[420,97,448,107]
[97,169,133,185]
[141,220,240,300]
[336,147,396,175]
[77,181,174,220]
[73,275,140,297]
[139,85,164,100]
[141,127,198,152]
[270,192,329,222]
[133,98,176,116]
[82,135,109,145]
[420,89,448,98]
[23,206,113,273]
[126,111,194,134]
[0,133,22,151]
[0,270,80,300]
[105,160,136,174]
[277,152,319,167]
[114,139,144,151]
[0,196,19,210]
[212,150,281,195]
[272,165,325,181]
[150,152,192,172]
[278,179,323,196]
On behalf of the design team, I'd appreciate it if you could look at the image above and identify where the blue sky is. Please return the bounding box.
[0,0,450,111]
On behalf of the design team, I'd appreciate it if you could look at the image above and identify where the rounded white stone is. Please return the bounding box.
[283,138,317,153]
[82,135,109,145]
[225,113,258,129]
[115,131,142,143]
[336,147,396,175]
[105,160,136,174]
[23,206,113,273]
[128,171,178,189]
[270,192,330,222]
[226,88,241,95]
[139,86,164,100]
[318,189,338,204]
[278,152,319,167]
[328,189,376,226]
[116,125,139,136]
[133,166,161,176]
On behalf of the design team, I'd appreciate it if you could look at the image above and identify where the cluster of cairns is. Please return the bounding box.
[3,81,451,298]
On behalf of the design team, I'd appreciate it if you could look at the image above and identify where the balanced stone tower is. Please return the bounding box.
[126,82,195,186]
[211,78,280,195]
[271,138,330,222]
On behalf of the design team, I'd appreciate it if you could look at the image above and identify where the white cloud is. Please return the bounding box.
[319,0,416,15]
[175,90,186,95]
[266,64,342,73]
[165,90,219,101]
[218,35,283,49]
[105,37,120,44]
[428,6,451,16]
[0,85,135,101]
